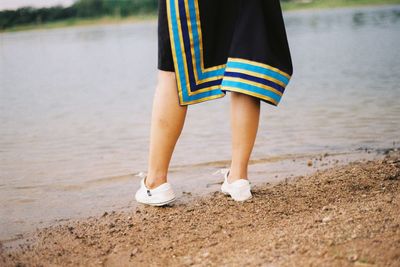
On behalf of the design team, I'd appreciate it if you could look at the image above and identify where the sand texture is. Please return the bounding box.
[1,151,400,267]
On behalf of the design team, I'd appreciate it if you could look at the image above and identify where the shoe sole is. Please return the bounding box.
[221,187,252,202]
[136,197,176,207]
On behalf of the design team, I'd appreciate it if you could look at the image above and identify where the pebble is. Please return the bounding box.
[202,251,210,258]
[348,254,358,262]
[130,248,138,257]
[322,216,332,223]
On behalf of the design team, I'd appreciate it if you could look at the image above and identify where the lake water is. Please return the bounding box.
[1,5,399,241]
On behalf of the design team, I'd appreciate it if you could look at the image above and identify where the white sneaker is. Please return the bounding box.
[221,169,252,201]
[135,176,176,206]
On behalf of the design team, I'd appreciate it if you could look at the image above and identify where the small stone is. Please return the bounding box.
[348,254,358,262]
[322,216,332,223]
[307,160,313,167]
[182,255,194,265]
[391,223,399,229]
[130,248,138,257]
[322,206,330,211]
[385,196,394,203]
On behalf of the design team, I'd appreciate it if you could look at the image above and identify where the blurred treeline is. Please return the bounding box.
[0,0,158,30]
[1,0,397,30]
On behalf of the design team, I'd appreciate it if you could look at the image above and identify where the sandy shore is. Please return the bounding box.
[1,150,399,266]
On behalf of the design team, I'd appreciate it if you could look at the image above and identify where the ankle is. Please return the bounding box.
[144,173,167,189]
[227,168,248,182]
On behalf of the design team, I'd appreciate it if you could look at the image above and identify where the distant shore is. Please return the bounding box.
[1,149,399,266]
[0,14,156,33]
[281,0,400,10]
[1,0,399,33]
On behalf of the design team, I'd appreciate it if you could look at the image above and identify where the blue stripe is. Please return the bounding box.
[221,80,282,103]
[169,0,289,104]
[170,0,223,102]
[179,0,223,91]
[179,0,198,90]
[227,61,290,85]
[187,0,224,79]
[170,0,189,101]
[224,72,285,94]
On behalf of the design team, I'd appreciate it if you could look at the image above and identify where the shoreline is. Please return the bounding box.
[0,148,388,243]
[1,149,399,266]
[1,2,399,33]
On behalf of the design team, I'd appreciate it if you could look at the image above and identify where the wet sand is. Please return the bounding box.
[1,149,399,266]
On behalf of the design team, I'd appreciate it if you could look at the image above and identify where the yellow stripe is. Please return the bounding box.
[167,1,225,104]
[173,0,224,97]
[185,0,225,85]
[180,92,226,105]
[185,1,201,84]
[166,0,184,104]
[167,0,288,104]
[221,86,279,106]
[229,57,291,79]
[176,0,195,97]
[223,76,283,96]
[225,67,287,88]
[192,0,225,72]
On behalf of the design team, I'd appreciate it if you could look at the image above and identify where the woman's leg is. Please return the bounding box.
[228,92,261,182]
[145,70,188,189]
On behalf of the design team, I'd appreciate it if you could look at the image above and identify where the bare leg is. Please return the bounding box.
[145,70,187,189]
[228,92,261,182]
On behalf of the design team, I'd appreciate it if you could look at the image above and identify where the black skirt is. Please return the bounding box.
[158,0,293,106]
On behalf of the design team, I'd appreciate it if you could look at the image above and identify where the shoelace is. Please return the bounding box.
[212,168,230,176]
[135,172,152,196]
[213,168,252,185]
[135,171,147,179]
